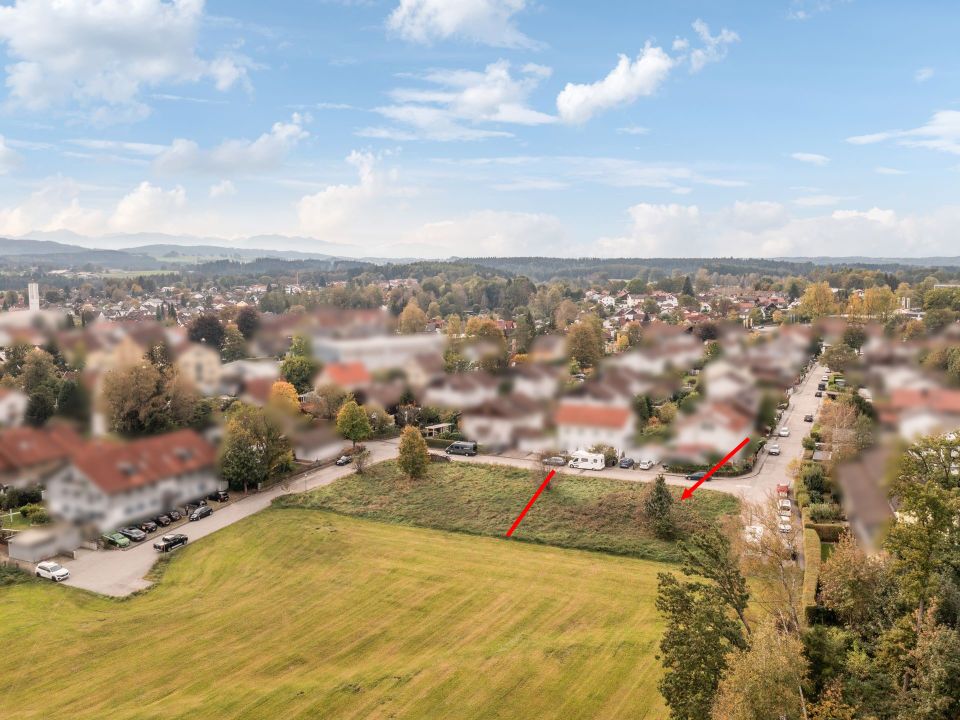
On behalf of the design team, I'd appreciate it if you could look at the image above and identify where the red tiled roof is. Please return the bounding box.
[0,425,84,473]
[554,403,632,429]
[71,429,216,495]
[890,388,960,415]
[322,361,371,387]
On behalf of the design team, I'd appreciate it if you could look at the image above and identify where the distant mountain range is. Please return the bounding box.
[775,256,960,267]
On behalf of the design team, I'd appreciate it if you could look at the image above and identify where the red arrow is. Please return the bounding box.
[506,469,556,537]
[681,437,751,500]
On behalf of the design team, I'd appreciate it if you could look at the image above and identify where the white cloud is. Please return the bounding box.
[848,110,960,155]
[617,125,650,135]
[0,176,104,236]
[155,113,310,174]
[491,178,568,191]
[0,135,22,174]
[387,0,539,49]
[787,0,849,21]
[597,200,960,258]
[0,0,253,118]
[68,139,166,156]
[110,181,187,233]
[791,152,831,165]
[793,194,848,207]
[556,44,674,124]
[875,166,907,175]
[401,210,567,255]
[360,60,554,141]
[209,180,237,198]
[688,19,739,73]
[915,67,935,83]
[298,151,405,236]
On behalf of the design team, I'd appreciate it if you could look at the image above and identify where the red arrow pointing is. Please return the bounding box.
[681,437,751,500]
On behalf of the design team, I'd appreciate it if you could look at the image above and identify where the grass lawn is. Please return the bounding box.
[0,510,669,719]
[276,460,738,563]
[1,511,30,529]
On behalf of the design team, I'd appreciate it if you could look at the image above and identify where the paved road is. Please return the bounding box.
[60,442,399,597]
[58,369,823,597]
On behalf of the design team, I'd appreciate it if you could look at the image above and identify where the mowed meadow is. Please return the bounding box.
[1,509,672,719]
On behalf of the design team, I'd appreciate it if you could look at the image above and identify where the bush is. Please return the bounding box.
[802,528,822,625]
[19,504,50,524]
[808,523,846,543]
[808,503,843,522]
[1,486,43,511]
[802,436,815,451]
[795,488,811,508]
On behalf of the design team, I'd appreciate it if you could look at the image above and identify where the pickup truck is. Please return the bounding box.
[153,534,188,552]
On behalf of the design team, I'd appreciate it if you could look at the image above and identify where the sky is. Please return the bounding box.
[0,0,958,259]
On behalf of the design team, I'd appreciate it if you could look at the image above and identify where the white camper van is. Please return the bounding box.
[567,451,605,471]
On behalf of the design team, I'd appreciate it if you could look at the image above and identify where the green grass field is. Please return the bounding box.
[1,510,669,719]
[276,460,739,563]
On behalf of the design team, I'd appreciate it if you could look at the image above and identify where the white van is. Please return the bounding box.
[567,451,605,471]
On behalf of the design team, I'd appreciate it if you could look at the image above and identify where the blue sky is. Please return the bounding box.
[0,0,958,258]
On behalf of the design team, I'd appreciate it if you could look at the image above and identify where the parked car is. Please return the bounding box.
[153,534,188,552]
[189,505,213,521]
[637,459,655,470]
[618,457,635,469]
[118,527,147,542]
[207,490,229,503]
[779,427,790,437]
[167,509,182,521]
[768,444,781,455]
[102,532,130,549]
[445,441,479,456]
[804,414,814,422]
[154,514,172,527]
[814,390,823,397]
[778,498,792,511]
[817,383,826,391]
[778,521,792,534]
[542,456,566,467]
[686,470,708,483]
[139,521,158,534]
[35,561,70,582]
[335,455,352,466]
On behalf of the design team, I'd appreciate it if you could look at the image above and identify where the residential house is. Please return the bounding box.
[670,401,753,464]
[0,425,84,489]
[421,372,499,410]
[173,341,222,396]
[45,429,218,534]
[0,388,28,427]
[317,361,372,393]
[554,402,635,455]
[459,395,545,449]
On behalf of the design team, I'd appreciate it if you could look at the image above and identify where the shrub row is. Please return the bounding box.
[802,528,822,625]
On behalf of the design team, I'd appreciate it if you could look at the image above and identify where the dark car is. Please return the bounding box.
[686,470,708,482]
[153,533,188,552]
[189,505,213,521]
[154,514,172,527]
[167,509,182,521]
[618,457,635,469]
[118,526,147,542]
[804,414,814,422]
[139,521,158,534]
[207,490,229,503]
[817,383,826,391]
[814,390,823,397]
[335,455,352,466]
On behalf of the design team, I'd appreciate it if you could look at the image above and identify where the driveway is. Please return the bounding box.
[59,441,399,597]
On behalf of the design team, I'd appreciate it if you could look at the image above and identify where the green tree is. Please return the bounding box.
[656,574,748,720]
[218,403,292,492]
[187,313,225,349]
[842,325,867,352]
[236,307,261,339]
[799,281,838,319]
[397,425,430,480]
[56,379,89,422]
[336,399,371,448]
[280,355,319,394]
[566,316,604,368]
[644,475,675,539]
[221,324,248,362]
[678,524,752,635]
[822,343,857,373]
